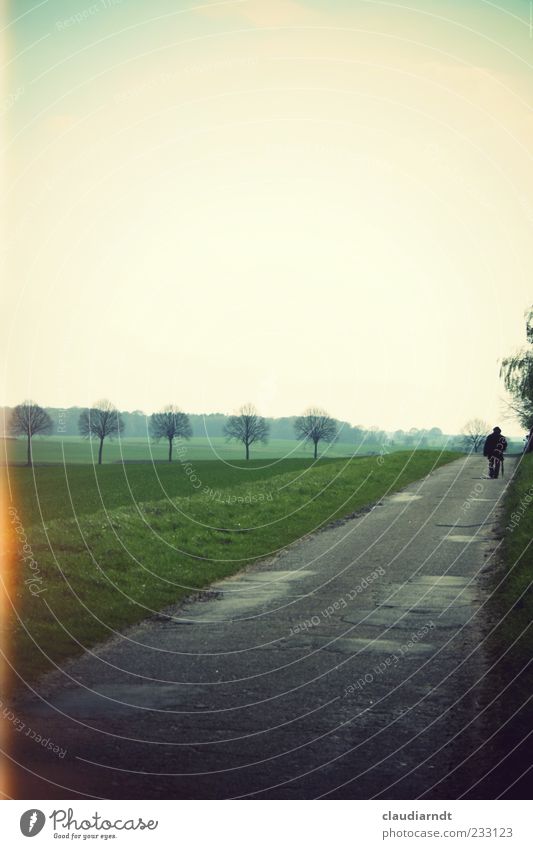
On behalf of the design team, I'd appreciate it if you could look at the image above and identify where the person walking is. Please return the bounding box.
[483,426,508,478]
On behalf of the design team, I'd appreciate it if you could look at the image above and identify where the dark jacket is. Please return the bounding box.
[483,432,507,458]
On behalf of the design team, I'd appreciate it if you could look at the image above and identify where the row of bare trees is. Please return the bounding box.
[79,402,196,464]
[183,404,338,461]
[7,400,339,465]
[7,399,126,466]
[223,406,338,461]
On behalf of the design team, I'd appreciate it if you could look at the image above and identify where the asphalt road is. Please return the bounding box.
[6,455,521,799]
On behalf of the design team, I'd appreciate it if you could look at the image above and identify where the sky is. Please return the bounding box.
[1,0,533,433]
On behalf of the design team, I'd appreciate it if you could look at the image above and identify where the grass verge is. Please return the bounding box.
[488,454,533,690]
[476,453,533,797]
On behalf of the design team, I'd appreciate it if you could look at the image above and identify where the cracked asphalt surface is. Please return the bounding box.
[7,455,516,799]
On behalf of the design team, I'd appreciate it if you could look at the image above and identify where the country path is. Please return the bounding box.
[7,455,515,799]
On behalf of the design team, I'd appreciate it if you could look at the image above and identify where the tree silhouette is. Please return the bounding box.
[294,407,338,459]
[223,403,269,460]
[78,400,125,464]
[500,306,533,429]
[150,405,192,462]
[461,418,489,453]
[9,400,53,466]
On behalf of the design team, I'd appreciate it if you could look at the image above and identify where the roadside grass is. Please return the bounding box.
[4,450,460,685]
[490,454,533,685]
[479,453,533,784]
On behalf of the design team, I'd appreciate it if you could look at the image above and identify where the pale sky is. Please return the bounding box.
[2,0,533,433]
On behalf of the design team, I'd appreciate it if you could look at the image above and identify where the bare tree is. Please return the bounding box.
[78,399,125,464]
[9,400,53,466]
[461,418,490,453]
[223,403,269,460]
[150,405,192,462]
[294,407,338,459]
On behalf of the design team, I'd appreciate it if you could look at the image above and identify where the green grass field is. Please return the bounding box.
[2,435,385,465]
[4,450,460,685]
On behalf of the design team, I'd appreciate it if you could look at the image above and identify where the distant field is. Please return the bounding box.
[2,435,386,465]
[3,450,461,685]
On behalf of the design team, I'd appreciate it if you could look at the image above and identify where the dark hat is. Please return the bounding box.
[493,426,501,433]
